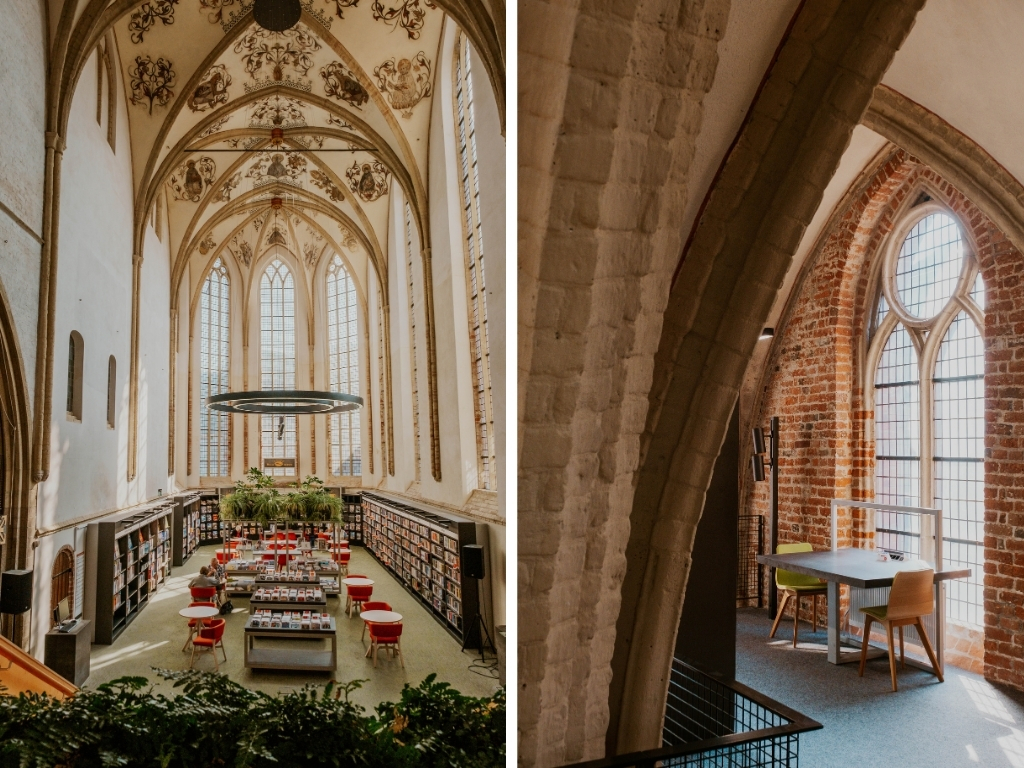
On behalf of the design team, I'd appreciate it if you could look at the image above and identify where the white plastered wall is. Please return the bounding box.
[31,42,174,657]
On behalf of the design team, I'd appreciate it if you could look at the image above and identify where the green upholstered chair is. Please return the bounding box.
[768,542,827,647]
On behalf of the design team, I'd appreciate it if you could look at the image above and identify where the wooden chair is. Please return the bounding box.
[858,568,942,691]
[181,601,216,651]
[769,542,828,647]
[346,585,373,617]
[190,618,227,671]
[367,622,404,668]
[360,601,392,641]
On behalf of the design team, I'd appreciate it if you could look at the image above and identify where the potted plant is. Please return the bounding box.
[282,475,344,523]
[220,467,283,526]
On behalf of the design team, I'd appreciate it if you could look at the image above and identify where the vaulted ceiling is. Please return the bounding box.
[108,0,450,298]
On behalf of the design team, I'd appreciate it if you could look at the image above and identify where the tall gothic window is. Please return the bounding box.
[872,208,984,626]
[260,259,297,476]
[326,254,361,475]
[454,33,494,490]
[405,202,421,481]
[199,260,230,477]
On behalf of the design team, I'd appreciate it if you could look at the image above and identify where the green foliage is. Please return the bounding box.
[0,671,504,767]
[220,467,283,525]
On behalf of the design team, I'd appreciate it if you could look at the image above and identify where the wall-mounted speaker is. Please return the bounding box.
[0,570,32,615]
[463,544,485,580]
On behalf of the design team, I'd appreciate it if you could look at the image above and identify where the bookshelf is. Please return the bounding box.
[171,493,201,566]
[198,493,225,545]
[361,492,485,646]
[84,501,175,644]
[342,493,363,544]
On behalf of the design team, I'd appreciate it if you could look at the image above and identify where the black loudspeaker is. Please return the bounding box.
[0,570,32,615]
[463,545,485,580]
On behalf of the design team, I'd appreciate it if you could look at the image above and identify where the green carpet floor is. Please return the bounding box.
[84,544,500,711]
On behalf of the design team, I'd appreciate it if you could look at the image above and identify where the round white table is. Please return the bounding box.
[179,605,220,619]
[342,577,374,586]
[359,610,402,623]
[179,605,220,651]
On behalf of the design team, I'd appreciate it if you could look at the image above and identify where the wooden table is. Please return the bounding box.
[243,618,337,672]
[757,548,970,672]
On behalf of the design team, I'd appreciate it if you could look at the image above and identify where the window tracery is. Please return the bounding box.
[199,259,230,477]
[260,259,297,476]
[326,254,361,475]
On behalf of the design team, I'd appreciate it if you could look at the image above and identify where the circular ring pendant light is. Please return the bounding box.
[253,0,302,31]
[207,390,363,414]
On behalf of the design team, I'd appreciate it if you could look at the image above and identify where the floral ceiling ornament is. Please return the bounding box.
[332,0,358,18]
[167,157,217,202]
[309,169,344,202]
[129,56,176,114]
[326,114,355,130]
[338,224,357,250]
[199,0,237,24]
[198,115,231,138]
[234,25,321,87]
[303,241,321,266]
[320,61,369,109]
[253,215,266,233]
[345,159,389,202]
[370,0,436,39]
[198,234,217,255]
[249,94,307,128]
[374,53,431,118]
[128,0,179,44]
[188,64,231,112]
[214,171,242,202]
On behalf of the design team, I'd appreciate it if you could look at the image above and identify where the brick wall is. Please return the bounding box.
[744,149,1024,687]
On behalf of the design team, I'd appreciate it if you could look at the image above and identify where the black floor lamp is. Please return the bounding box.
[752,417,779,619]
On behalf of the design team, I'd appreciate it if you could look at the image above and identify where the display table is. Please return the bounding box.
[248,596,327,614]
[44,620,91,686]
[243,617,337,672]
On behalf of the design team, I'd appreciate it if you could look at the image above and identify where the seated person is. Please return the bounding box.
[189,566,219,591]
[209,557,226,602]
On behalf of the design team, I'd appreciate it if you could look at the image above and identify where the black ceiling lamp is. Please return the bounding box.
[253,0,302,31]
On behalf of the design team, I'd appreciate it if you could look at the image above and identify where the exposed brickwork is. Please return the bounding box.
[744,152,1024,687]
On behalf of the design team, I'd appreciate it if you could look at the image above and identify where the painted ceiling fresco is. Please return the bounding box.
[112,0,449,299]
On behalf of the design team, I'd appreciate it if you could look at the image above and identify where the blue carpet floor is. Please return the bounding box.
[735,608,1024,768]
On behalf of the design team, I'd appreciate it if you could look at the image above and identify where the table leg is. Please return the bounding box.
[827,581,840,664]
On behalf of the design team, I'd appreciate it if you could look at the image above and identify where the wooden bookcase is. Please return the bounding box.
[198,493,224,545]
[171,492,201,566]
[342,493,363,544]
[84,501,175,644]
[361,492,485,646]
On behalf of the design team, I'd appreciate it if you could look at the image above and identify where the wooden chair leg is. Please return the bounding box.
[769,593,791,639]
[398,639,404,668]
[372,642,379,668]
[182,627,194,652]
[885,622,898,692]
[220,640,228,662]
[899,626,905,669]
[793,595,800,647]
[813,594,818,632]
[190,643,197,670]
[859,615,873,677]
[916,618,944,683]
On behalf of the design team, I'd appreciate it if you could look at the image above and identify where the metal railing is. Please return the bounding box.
[737,515,764,607]
[558,660,821,768]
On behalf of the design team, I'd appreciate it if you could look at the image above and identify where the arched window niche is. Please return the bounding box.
[867,201,985,627]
